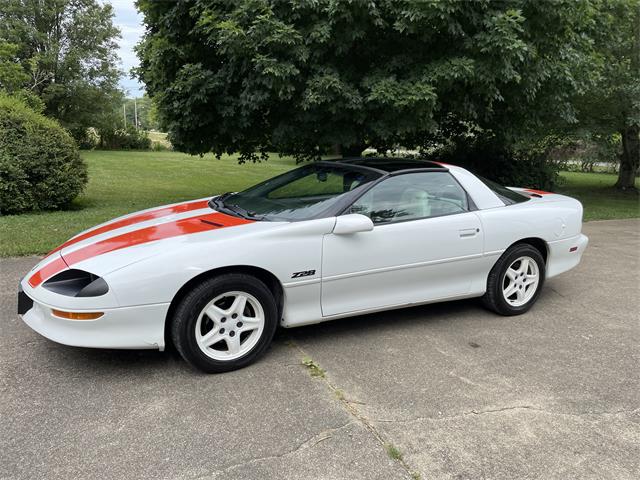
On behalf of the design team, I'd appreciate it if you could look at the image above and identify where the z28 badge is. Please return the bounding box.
[291,270,316,278]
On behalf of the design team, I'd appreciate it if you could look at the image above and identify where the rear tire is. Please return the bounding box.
[171,274,278,373]
[482,244,545,316]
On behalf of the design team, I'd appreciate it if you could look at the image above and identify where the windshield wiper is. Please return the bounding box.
[210,193,263,220]
[225,202,263,220]
[209,192,232,212]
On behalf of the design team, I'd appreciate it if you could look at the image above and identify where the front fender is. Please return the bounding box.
[105,217,335,307]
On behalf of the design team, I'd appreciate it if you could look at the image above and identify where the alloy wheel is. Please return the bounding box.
[195,291,265,361]
[501,256,540,307]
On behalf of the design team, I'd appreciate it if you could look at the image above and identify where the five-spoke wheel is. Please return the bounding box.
[501,256,540,307]
[171,274,278,373]
[195,291,265,361]
[483,244,545,315]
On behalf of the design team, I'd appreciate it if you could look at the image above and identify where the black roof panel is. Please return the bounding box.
[339,157,445,172]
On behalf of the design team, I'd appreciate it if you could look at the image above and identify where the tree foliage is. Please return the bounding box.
[0,41,28,91]
[576,0,639,190]
[136,0,598,162]
[0,0,123,142]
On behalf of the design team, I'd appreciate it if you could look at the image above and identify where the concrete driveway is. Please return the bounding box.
[1,219,638,479]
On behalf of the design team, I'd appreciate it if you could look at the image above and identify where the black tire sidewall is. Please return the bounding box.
[172,274,278,373]
[486,244,546,315]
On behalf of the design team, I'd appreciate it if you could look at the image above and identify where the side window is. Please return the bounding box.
[349,172,469,224]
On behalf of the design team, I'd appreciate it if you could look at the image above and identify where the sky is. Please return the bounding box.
[109,0,145,98]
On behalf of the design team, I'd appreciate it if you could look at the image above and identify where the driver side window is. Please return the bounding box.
[349,172,469,224]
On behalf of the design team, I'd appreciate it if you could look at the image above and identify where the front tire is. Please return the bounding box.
[171,274,278,373]
[482,244,546,316]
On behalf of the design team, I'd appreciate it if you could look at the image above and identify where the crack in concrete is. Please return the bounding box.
[194,421,356,479]
[288,341,417,480]
[372,406,640,424]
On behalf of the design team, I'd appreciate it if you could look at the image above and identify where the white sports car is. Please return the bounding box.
[19,158,588,373]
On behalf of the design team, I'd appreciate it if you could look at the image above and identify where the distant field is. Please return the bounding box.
[147,131,171,149]
[0,151,637,256]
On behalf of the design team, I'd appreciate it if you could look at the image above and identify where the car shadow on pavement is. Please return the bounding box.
[30,297,486,375]
[282,297,483,343]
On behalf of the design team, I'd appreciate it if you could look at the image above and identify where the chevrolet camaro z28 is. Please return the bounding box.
[18,158,588,373]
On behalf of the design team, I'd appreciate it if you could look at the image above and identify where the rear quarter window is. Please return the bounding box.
[478,176,529,205]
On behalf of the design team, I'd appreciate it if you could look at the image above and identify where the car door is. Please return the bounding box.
[321,171,485,317]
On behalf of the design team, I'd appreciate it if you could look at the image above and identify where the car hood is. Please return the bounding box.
[26,198,270,288]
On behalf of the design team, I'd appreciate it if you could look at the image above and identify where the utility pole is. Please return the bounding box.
[123,103,126,128]
[134,98,138,130]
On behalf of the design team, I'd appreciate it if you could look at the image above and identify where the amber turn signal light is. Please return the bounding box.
[51,309,104,320]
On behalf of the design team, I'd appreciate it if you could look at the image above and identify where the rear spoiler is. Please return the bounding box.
[508,187,554,199]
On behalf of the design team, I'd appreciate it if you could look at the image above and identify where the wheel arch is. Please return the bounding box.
[164,265,284,350]
[510,237,549,264]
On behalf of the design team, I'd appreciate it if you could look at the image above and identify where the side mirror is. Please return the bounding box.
[333,213,374,235]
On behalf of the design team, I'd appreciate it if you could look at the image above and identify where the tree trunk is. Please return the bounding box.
[615,125,640,190]
[341,143,367,158]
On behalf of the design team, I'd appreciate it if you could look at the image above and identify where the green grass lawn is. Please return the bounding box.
[557,171,639,221]
[0,151,638,256]
[0,151,297,256]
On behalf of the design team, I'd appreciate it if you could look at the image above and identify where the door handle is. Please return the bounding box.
[459,228,479,238]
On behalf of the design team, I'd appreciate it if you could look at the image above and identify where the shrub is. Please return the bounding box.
[74,127,100,150]
[98,125,151,150]
[0,95,88,214]
[10,89,46,113]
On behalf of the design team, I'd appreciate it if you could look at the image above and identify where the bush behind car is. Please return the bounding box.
[0,94,88,215]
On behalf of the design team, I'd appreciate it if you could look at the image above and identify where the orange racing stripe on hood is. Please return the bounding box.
[45,199,210,258]
[27,256,69,289]
[28,212,253,288]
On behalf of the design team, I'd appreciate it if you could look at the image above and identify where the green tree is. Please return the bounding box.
[0,41,28,91]
[577,0,639,190]
[0,0,122,142]
[0,40,46,113]
[136,0,597,162]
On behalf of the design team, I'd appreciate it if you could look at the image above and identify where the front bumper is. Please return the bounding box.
[19,290,170,350]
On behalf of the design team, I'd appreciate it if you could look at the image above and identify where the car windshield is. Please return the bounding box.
[213,163,382,221]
